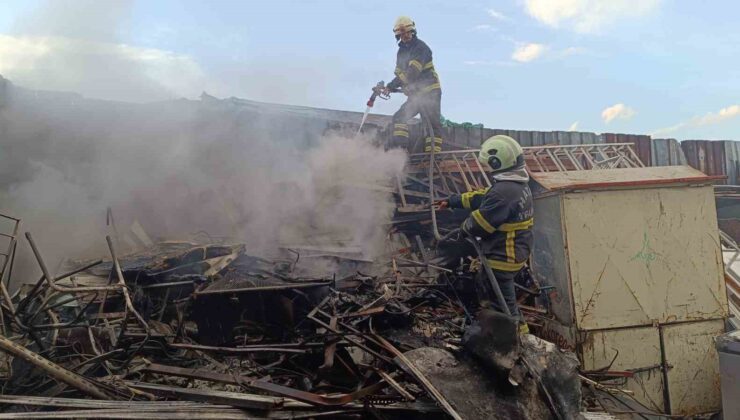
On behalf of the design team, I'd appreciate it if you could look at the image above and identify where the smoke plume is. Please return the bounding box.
[0,1,405,285]
[0,81,405,284]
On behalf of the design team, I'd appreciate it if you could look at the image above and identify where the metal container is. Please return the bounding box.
[530,166,729,415]
[580,319,724,415]
[716,331,740,420]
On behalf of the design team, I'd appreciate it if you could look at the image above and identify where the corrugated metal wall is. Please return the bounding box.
[214,100,740,185]
[721,141,740,185]
[678,140,740,185]
[484,129,601,147]
[651,138,687,166]
[418,127,604,151]
[420,124,740,185]
[681,140,728,183]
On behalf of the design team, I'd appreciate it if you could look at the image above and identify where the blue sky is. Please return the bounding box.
[0,0,738,139]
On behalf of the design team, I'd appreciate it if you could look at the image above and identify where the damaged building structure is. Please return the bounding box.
[0,75,739,419]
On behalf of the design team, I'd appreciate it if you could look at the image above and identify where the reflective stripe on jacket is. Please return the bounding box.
[387,37,441,95]
[449,180,534,271]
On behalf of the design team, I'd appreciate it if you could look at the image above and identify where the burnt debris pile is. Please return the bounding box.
[0,207,581,419]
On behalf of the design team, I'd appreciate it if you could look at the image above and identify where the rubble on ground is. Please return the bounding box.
[0,207,586,419]
[1,142,732,419]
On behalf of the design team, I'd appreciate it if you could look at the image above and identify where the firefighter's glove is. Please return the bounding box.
[433,199,449,210]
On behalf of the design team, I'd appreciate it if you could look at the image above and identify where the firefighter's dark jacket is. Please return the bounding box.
[387,36,441,95]
[449,177,534,272]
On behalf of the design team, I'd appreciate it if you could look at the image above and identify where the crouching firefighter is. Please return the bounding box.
[437,135,533,332]
[384,16,443,153]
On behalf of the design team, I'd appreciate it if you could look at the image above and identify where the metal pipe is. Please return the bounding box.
[26,233,120,292]
[0,217,19,312]
[106,236,151,361]
[471,155,493,188]
[15,259,103,315]
[0,334,112,399]
[1,238,17,289]
[27,294,98,331]
[140,280,196,290]
[425,118,443,241]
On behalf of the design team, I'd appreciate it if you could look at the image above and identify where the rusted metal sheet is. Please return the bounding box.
[662,319,724,415]
[491,130,650,156]
[722,140,740,185]
[561,185,728,330]
[481,128,496,144]
[580,326,665,413]
[651,138,687,167]
[531,166,720,192]
[469,125,483,148]
[531,131,546,146]
[516,130,533,146]
[681,140,727,182]
[440,128,604,150]
[602,133,652,168]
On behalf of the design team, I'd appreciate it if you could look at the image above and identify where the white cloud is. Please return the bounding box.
[651,105,740,136]
[568,121,579,131]
[463,60,517,67]
[601,103,636,123]
[524,0,662,33]
[696,104,740,125]
[487,8,509,21]
[0,34,209,102]
[502,43,583,64]
[469,24,496,32]
[512,43,546,63]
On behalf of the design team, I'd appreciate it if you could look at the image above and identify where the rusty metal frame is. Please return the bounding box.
[307,295,393,364]
[521,143,645,172]
[719,230,740,329]
[0,213,20,314]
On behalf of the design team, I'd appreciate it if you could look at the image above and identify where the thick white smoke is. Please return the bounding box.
[0,86,406,284]
[0,0,406,285]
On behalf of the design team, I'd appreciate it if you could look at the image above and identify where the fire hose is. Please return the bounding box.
[438,229,511,316]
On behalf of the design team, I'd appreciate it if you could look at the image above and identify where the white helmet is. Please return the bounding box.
[478,135,524,173]
[393,16,416,39]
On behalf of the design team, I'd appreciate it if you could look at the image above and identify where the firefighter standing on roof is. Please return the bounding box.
[437,135,534,329]
[385,16,443,153]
